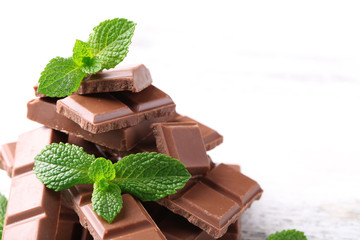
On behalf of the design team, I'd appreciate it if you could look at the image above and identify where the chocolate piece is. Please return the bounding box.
[137,113,223,151]
[67,135,106,158]
[227,164,241,172]
[157,164,262,238]
[12,127,67,177]
[0,142,16,177]
[34,64,152,97]
[56,85,176,134]
[56,204,84,240]
[78,64,152,94]
[1,137,89,239]
[63,185,166,240]
[152,122,210,176]
[3,128,64,240]
[145,203,242,240]
[170,115,223,151]
[220,220,242,240]
[203,164,260,205]
[27,98,172,151]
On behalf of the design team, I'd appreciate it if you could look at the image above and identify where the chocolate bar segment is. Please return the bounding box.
[203,164,261,205]
[0,142,16,177]
[56,85,175,133]
[27,98,172,151]
[152,122,210,176]
[144,202,242,240]
[157,164,262,238]
[1,135,88,239]
[4,172,61,226]
[3,127,64,240]
[77,64,152,94]
[138,113,223,151]
[170,115,223,151]
[12,127,67,177]
[63,185,166,240]
[34,64,152,97]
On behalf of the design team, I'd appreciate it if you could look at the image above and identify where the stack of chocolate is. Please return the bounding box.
[0,64,263,240]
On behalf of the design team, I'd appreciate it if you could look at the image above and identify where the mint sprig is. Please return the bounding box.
[267,229,307,240]
[38,18,136,97]
[0,193,7,240]
[34,143,191,223]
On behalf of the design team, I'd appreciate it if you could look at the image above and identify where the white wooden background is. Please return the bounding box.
[1,1,360,239]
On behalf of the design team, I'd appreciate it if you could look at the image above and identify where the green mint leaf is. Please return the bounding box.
[72,40,102,74]
[92,181,122,223]
[34,143,95,191]
[88,18,136,70]
[88,158,115,182]
[80,55,102,74]
[267,229,307,240]
[38,57,86,97]
[0,193,7,239]
[112,152,191,201]
[73,39,93,66]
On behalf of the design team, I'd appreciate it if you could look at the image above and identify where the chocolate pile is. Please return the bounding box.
[0,64,263,240]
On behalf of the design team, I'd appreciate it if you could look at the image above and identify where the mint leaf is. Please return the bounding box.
[38,57,86,97]
[267,229,307,240]
[80,56,102,74]
[112,152,191,201]
[73,40,102,74]
[73,39,93,66]
[89,158,115,182]
[34,143,95,191]
[88,18,136,70]
[92,181,122,223]
[0,193,7,239]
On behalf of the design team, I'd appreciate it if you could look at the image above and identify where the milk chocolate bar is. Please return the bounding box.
[56,85,176,134]
[170,114,223,151]
[152,122,210,176]
[62,185,166,240]
[144,202,242,240]
[157,164,263,238]
[77,64,153,94]
[140,113,223,151]
[3,127,65,240]
[0,142,16,177]
[12,127,67,177]
[34,64,152,97]
[0,132,89,239]
[27,98,172,151]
